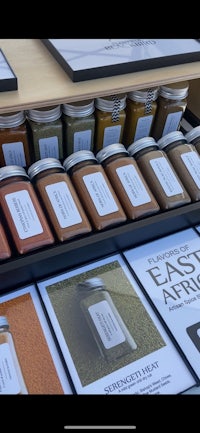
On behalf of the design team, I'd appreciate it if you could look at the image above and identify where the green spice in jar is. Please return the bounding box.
[122,87,159,147]
[63,150,127,231]
[28,157,92,242]
[26,105,64,161]
[96,143,160,220]
[158,130,200,202]
[76,277,137,362]
[62,99,95,156]
[185,126,200,155]
[0,111,32,168]
[151,81,189,141]
[94,93,127,153]
[127,136,191,210]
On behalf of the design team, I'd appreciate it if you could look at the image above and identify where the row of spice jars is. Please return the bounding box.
[0,80,190,169]
[1,127,200,261]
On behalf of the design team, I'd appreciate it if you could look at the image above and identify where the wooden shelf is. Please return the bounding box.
[0,39,200,113]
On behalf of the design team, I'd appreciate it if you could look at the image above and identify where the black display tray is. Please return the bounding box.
[1,202,200,294]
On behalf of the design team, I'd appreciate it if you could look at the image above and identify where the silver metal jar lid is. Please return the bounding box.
[63,150,97,172]
[0,165,29,181]
[95,94,126,112]
[185,126,200,143]
[0,111,26,128]
[28,158,64,179]
[76,278,105,291]
[26,105,61,123]
[127,137,158,156]
[128,87,159,103]
[159,81,189,100]
[0,316,9,328]
[158,131,187,150]
[96,143,128,163]
[62,99,95,117]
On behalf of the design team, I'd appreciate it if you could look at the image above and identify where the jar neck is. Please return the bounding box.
[133,145,159,160]
[31,167,65,182]
[101,152,128,166]
[66,159,98,176]
[162,140,187,152]
[0,175,29,187]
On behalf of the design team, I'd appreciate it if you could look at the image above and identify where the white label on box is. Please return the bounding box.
[83,172,119,216]
[103,125,121,147]
[116,164,151,206]
[89,300,125,349]
[150,157,184,196]
[5,190,43,239]
[134,115,153,141]
[73,130,92,152]
[2,142,26,166]
[46,181,82,228]
[181,152,200,188]
[0,343,21,394]
[39,136,59,158]
[162,111,183,137]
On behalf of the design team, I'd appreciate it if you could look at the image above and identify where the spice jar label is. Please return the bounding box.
[181,152,200,188]
[2,142,26,166]
[162,111,183,137]
[0,343,21,394]
[83,172,119,216]
[116,165,151,206]
[45,181,82,228]
[39,136,59,159]
[5,190,43,239]
[88,300,126,349]
[103,125,121,147]
[134,115,154,141]
[74,130,92,152]
[150,157,184,196]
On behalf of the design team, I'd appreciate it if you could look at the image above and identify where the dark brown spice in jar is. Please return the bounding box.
[0,220,12,260]
[96,143,160,220]
[185,126,200,155]
[158,131,200,202]
[127,137,191,210]
[63,150,127,231]
[0,166,55,254]
[28,158,92,242]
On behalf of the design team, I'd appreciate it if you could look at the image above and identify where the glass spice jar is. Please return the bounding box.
[0,316,28,394]
[0,111,32,168]
[158,130,200,202]
[96,143,160,220]
[0,220,12,260]
[76,277,137,362]
[127,136,191,210]
[0,165,55,254]
[62,99,95,156]
[122,87,159,147]
[94,93,127,153]
[185,125,200,155]
[26,105,64,161]
[28,157,92,242]
[151,81,189,141]
[63,150,127,231]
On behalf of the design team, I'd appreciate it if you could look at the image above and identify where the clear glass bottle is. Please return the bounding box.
[122,87,159,147]
[63,150,127,231]
[62,99,95,156]
[0,316,28,394]
[0,165,55,254]
[96,143,160,220]
[76,277,137,361]
[127,136,191,210]
[151,81,189,141]
[158,130,200,202]
[94,93,127,153]
[26,105,64,161]
[185,125,200,155]
[28,157,92,242]
[0,111,32,168]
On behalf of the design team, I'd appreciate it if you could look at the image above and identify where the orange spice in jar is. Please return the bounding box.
[0,220,11,260]
[94,94,127,153]
[0,165,55,254]
[127,137,191,210]
[96,143,160,220]
[28,158,92,242]
[63,150,127,231]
